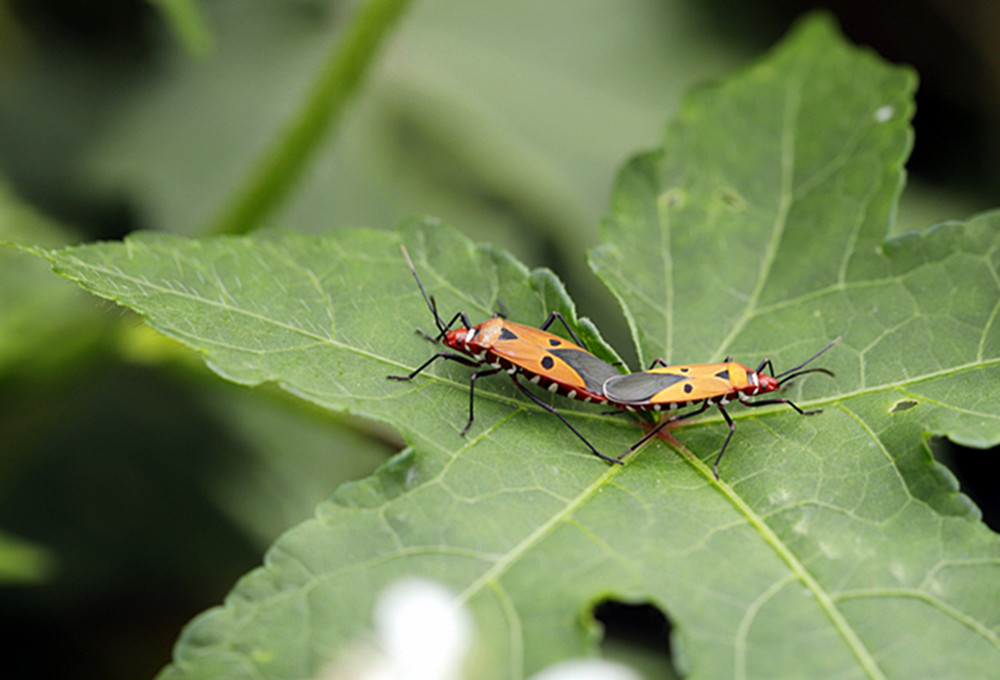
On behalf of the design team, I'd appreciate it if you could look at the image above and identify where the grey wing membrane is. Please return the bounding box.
[602,372,688,405]
[547,348,622,394]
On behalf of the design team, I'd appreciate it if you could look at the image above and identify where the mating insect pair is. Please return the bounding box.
[387,246,838,478]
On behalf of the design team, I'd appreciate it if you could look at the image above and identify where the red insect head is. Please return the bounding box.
[754,372,780,394]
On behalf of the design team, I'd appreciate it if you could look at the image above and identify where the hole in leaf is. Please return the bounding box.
[890,399,918,413]
[594,599,675,674]
[931,437,1000,533]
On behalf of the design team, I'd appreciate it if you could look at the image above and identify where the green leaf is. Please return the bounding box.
[29,15,1000,680]
[0,530,55,584]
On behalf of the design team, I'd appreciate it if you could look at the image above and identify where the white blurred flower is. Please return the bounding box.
[319,578,471,680]
[318,578,641,680]
[374,579,472,680]
[528,658,642,680]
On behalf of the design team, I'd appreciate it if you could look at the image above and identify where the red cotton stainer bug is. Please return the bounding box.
[387,245,625,463]
[601,338,840,479]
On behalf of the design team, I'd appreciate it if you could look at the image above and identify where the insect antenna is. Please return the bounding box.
[776,367,834,387]
[400,245,449,335]
[773,336,841,383]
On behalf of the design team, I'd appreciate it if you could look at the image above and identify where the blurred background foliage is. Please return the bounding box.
[1,1,997,677]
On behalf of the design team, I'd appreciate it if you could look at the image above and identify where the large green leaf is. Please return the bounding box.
[25,15,1000,680]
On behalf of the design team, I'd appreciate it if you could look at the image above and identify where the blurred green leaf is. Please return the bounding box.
[0,180,104,380]
[202,384,396,545]
[28,15,1000,680]
[205,0,411,235]
[0,530,55,584]
[84,1,737,261]
[148,0,214,57]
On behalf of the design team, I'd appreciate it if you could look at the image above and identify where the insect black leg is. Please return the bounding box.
[647,358,669,369]
[538,311,586,347]
[712,404,737,480]
[510,375,622,465]
[461,367,503,435]
[755,357,775,376]
[415,327,438,342]
[739,397,823,416]
[387,352,480,381]
[600,408,632,416]
[617,401,712,462]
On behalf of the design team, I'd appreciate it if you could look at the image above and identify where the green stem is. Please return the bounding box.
[147,0,213,57]
[204,0,412,236]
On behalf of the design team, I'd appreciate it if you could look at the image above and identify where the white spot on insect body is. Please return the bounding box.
[506,366,517,375]
[547,383,559,393]
[566,390,577,400]
[464,329,476,344]
[529,375,541,384]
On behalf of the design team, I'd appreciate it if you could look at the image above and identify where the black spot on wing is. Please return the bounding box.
[498,327,519,341]
[714,368,730,381]
[541,356,555,370]
[547,348,621,393]
[604,372,688,404]
[548,338,562,346]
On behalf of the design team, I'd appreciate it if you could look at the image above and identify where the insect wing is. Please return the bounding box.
[490,321,620,396]
[603,370,688,405]
[548,348,622,394]
[605,363,738,405]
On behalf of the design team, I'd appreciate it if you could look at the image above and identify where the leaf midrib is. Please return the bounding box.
[718,472,888,680]
[712,79,803,361]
